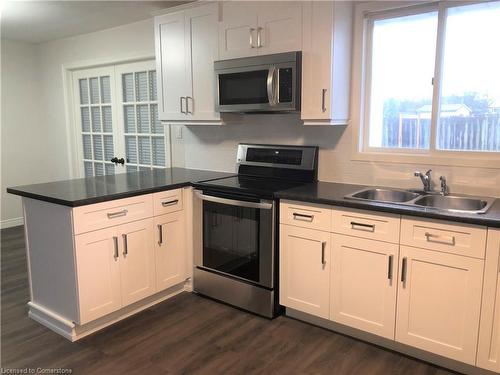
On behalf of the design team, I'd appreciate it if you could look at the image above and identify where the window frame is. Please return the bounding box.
[352,0,500,168]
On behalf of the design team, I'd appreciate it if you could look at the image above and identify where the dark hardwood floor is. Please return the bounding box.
[1,225,456,375]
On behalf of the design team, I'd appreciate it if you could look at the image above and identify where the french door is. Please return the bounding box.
[72,60,170,177]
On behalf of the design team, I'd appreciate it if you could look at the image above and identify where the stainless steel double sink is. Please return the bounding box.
[344,188,496,214]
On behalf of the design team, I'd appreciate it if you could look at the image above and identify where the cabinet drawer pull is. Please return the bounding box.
[388,255,394,280]
[321,241,326,265]
[180,96,187,114]
[401,257,408,285]
[113,236,119,260]
[186,96,193,114]
[107,209,128,219]
[293,213,314,222]
[424,232,455,246]
[122,234,128,256]
[321,88,327,112]
[158,224,163,246]
[249,28,255,48]
[350,221,375,232]
[161,199,179,207]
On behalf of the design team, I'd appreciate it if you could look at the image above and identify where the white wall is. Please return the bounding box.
[180,114,500,197]
[1,39,46,227]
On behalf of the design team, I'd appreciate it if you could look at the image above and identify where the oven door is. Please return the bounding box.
[193,190,275,289]
[215,63,298,113]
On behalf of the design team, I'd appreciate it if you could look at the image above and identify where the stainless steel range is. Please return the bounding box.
[192,144,318,318]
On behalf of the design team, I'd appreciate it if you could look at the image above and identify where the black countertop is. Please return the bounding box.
[7,168,235,207]
[275,181,500,228]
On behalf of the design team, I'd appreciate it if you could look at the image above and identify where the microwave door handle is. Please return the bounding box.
[267,66,277,106]
[195,191,273,210]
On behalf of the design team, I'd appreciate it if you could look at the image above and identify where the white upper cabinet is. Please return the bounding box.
[219,1,302,59]
[155,3,221,124]
[301,1,353,125]
[477,229,500,372]
[155,11,188,121]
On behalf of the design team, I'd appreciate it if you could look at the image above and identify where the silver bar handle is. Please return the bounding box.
[322,89,327,113]
[267,66,277,106]
[186,96,193,114]
[113,236,119,260]
[180,96,186,114]
[257,27,263,47]
[425,232,455,246]
[350,221,375,232]
[161,199,179,207]
[293,213,314,222]
[388,255,394,280]
[321,241,326,265]
[157,224,163,246]
[401,257,408,285]
[107,209,128,219]
[249,28,255,48]
[195,191,273,210]
[122,234,128,256]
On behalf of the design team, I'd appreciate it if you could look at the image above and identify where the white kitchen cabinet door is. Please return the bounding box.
[155,11,189,121]
[331,234,398,339]
[396,246,484,365]
[218,2,259,59]
[280,225,331,319]
[301,1,352,125]
[184,3,221,122]
[154,211,187,291]
[256,2,302,55]
[118,218,156,306]
[75,227,122,324]
[477,229,500,372]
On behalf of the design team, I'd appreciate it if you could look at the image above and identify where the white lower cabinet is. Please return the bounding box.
[280,224,331,319]
[75,226,122,324]
[154,211,187,291]
[330,234,398,339]
[118,218,156,306]
[477,228,500,371]
[395,245,484,365]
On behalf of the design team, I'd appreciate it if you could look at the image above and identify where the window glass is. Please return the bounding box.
[437,2,500,151]
[368,11,438,149]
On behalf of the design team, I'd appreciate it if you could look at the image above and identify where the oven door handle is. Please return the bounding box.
[195,191,273,210]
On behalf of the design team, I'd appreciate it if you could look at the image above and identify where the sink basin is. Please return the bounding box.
[347,188,420,203]
[413,195,494,213]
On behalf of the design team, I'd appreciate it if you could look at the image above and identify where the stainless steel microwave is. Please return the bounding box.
[214,51,301,113]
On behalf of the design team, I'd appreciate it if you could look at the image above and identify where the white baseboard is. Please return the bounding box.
[1,217,24,229]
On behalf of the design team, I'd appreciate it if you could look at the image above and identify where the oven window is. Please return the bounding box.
[219,70,269,105]
[203,201,261,283]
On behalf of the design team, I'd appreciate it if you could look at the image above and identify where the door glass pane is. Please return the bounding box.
[136,105,149,133]
[89,77,100,104]
[122,73,134,102]
[368,12,438,149]
[84,162,93,177]
[79,79,89,105]
[94,163,104,176]
[202,202,260,283]
[437,2,500,152]
[81,107,90,132]
[91,107,101,132]
[92,135,103,160]
[138,136,151,164]
[124,105,135,133]
[149,71,157,101]
[125,136,137,163]
[100,76,111,103]
[150,104,163,134]
[82,135,92,159]
[103,135,114,160]
[152,137,165,166]
[105,164,115,175]
[219,70,269,105]
[102,106,112,132]
[135,71,148,102]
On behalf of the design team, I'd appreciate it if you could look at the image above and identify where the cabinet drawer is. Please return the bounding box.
[400,216,487,259]
[280,200,332,232]
[332,208,400,244]
[73,194,153,234]
[153,189,183,216]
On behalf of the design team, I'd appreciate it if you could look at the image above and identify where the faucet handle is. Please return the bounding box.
[425,169,432,176]
[414,171,422,177]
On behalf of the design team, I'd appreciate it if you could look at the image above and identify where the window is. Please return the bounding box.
[362,1,500,158]
[73,60,169,177]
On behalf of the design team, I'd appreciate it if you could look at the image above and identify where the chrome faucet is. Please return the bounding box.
[439,176,449,196]
[414,169,432,192]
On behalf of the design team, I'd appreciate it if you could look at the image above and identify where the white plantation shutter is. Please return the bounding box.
[72,60,169,178]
